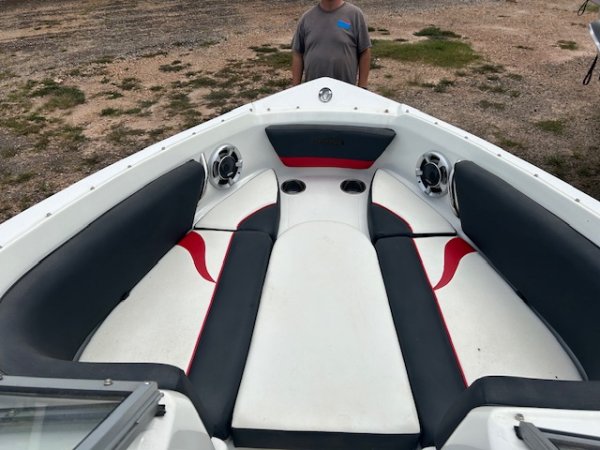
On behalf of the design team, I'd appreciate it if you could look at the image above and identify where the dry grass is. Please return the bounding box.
[0,0,599,224]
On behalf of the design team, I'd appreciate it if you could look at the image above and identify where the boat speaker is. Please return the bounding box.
[416,151,452,197]
[208,144,243,189]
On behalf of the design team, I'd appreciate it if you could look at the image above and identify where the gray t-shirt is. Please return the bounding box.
[292,2,371,85]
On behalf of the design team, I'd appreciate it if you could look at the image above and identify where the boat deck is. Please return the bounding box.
[77,167,581,449]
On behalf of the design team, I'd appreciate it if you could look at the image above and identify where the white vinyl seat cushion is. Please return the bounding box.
[196,169,278,230]
[233,221,420,435]
[413,236,582,385]
[79,230,232,373]
[371,169,455,234]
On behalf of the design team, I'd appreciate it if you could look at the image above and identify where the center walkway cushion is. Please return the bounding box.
[232,221,420,450]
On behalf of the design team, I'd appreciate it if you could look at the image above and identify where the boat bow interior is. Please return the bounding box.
[0,79,599,450]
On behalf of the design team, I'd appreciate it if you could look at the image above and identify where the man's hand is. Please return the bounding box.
[358,47,371,88]
[292,51,304,86]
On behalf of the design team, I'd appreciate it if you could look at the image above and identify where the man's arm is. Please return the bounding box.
[358,47,371,88]
[292,51,304,86]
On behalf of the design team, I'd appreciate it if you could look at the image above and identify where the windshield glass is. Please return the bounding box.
[0,392,124,450]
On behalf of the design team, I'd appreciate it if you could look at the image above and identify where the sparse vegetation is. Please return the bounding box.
[205,89,233,104]
[253,49,293,70]
[250,45,278,53]
[545,153,567,168]
[141,50,168,58]
[52,124,86,151]
[376,86,398,99]
[199,39,220,48]
[103,91,124,99]
[168,92,193,111]
[101,107,142,117]
[0,70,16,81]
[414,26,461,40]
[106,124,146,145]
[535,119,565,135]
[372,39,479,68]
[30,79,85,109]
[187,75,218,88]
[159,60,188,72]
[433,78,454,93]
[478,100,506,111]
[14,171,35,184]
[472,64,504,74]
[557,40,577,50]
[0,113,46,135]
[586,3,600,13]
[493,134,526,150]
[92,55,115,64]
[117,77,141,91]
[478,83,508,94]
[0,147,18,158]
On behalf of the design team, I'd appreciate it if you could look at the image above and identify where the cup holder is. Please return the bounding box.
[340,179,366,194]
[281,179,306,194]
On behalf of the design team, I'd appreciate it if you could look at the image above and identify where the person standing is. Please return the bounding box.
[291,0,371,88]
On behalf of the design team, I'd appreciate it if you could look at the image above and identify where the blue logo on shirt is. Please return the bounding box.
[337,19,351,30]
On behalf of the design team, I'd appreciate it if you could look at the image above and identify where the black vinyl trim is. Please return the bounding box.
[187,231,273,439]
[436,377,600,448]
[232,428,419,450]
[265,124,395,162]
[454,161,600,379]
[375,236,466,447]
[238,204,280,241]
[194,227,237,233]
[369,203,413,241]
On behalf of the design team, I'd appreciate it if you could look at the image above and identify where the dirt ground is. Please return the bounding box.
[1,0,599,223]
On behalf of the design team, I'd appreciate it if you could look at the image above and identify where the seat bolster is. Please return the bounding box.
[375,236,465,447]
[238,203,279,240]
[435,377,600,448]
[187,230,273,439]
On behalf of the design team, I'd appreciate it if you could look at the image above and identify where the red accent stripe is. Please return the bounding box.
[280,156,373,169]
[186,233,234,375]
[411,239,468,387]
[433,237,476,291]
[177,232,215,283]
